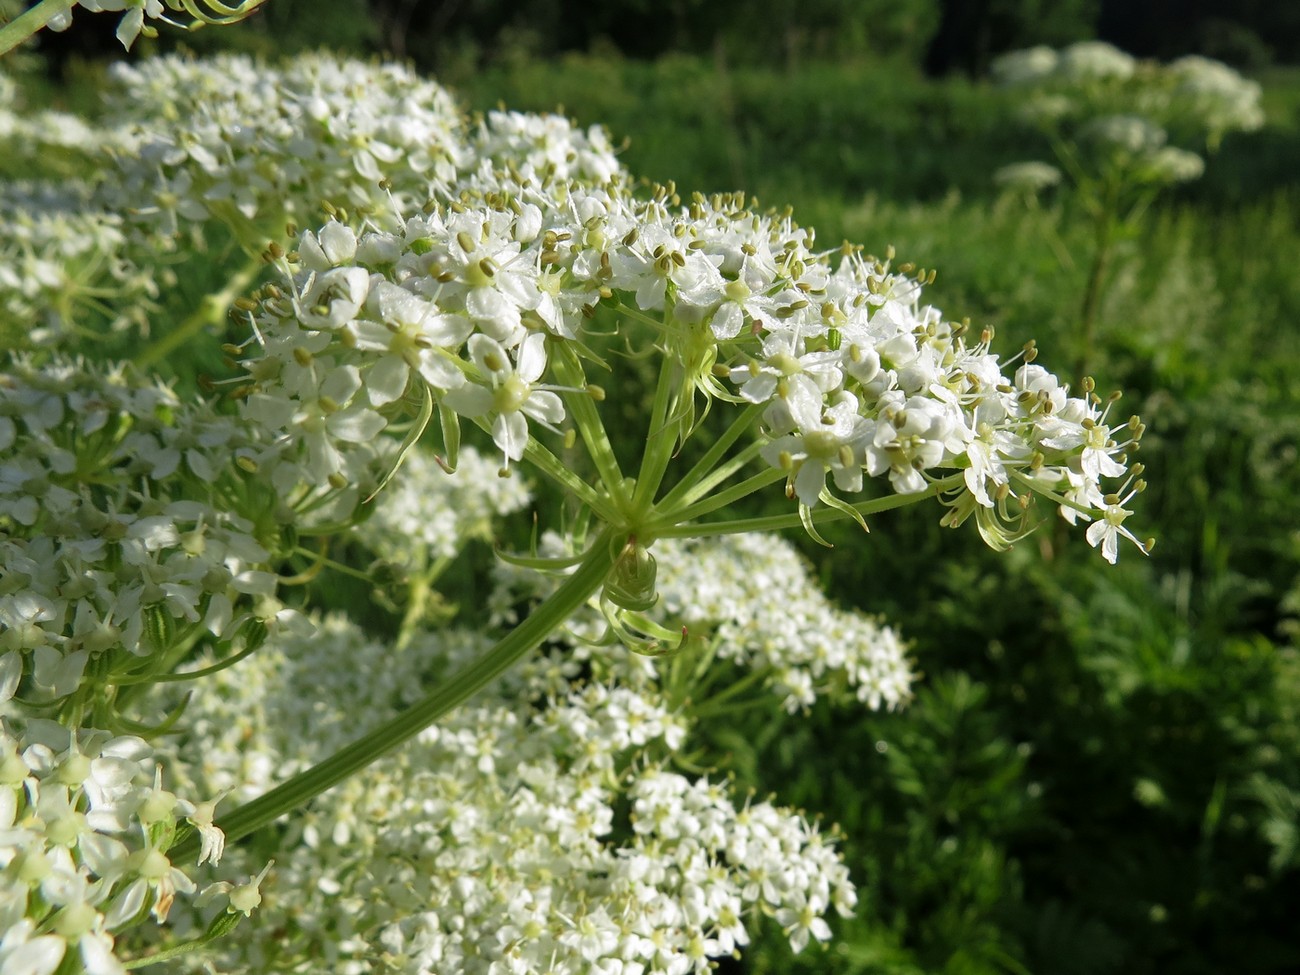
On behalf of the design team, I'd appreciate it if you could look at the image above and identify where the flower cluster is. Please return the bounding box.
[154,615,854,975]
[991,41,1263,190]
[0,184,160,348]
[244,162,1146,562]
[653,534,913,710]
[0,357,368,717]
[0,72,161,349]
[0,87,102,171]
[99,53,620,247]
[0,719,239,975]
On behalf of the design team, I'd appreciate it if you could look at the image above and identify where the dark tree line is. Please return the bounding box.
[23,0,1300,78]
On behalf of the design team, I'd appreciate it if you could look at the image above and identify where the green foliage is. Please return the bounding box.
[449,53,1041,206]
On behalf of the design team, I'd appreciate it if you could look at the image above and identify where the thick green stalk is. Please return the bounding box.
[0,0,77,55]
[170,527,623,859]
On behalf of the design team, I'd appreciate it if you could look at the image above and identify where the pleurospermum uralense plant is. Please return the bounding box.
[989,42,1264,385]
[1,52,1150,974]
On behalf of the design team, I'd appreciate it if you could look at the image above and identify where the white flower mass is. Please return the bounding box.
[0,47,1155,973]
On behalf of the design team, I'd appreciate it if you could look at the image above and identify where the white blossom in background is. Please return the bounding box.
[153,615,854,975]
[100,52,464,231]
[654,534,914,711]
[0,357,378,713]
[0,184,162,346]
[357,446,532,568]
[97,53,623,247]
[993,161,1063,194]
[1167,54,1266,143]
[1056,40,1137,82]
[0,92,103,161]
[471,109,624,183]
[991,41,1263,191]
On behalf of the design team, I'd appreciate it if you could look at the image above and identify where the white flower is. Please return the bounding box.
[1085,491,1147,564]
[444,333,565,464]
[761,386,868,507]
[863,395,956,495]
[0,922,65,975]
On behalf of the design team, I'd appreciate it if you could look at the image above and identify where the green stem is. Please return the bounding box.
[135,258,262,369]
[655,401,765,513]
[522,438,619,523]
[650,467,785,529]
[0,0,77,55]
[169,527,623,859]
[656,472,964,538]
[395,556,452,652]
[288,547,374,583]
[630,352,680,514]
[688,663,771,716]
[551,344,628,510]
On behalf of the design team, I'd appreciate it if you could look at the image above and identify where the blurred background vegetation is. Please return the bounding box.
[10,1,1300,973]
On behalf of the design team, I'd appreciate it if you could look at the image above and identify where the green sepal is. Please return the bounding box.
[599,597,687,658]
[819,487,870,534]
[799,501,834,548]
[143,604,177,657]
[365,382,435,504]
[437,395,460,473]
[203,907,247,941]
[493,546,589,571]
